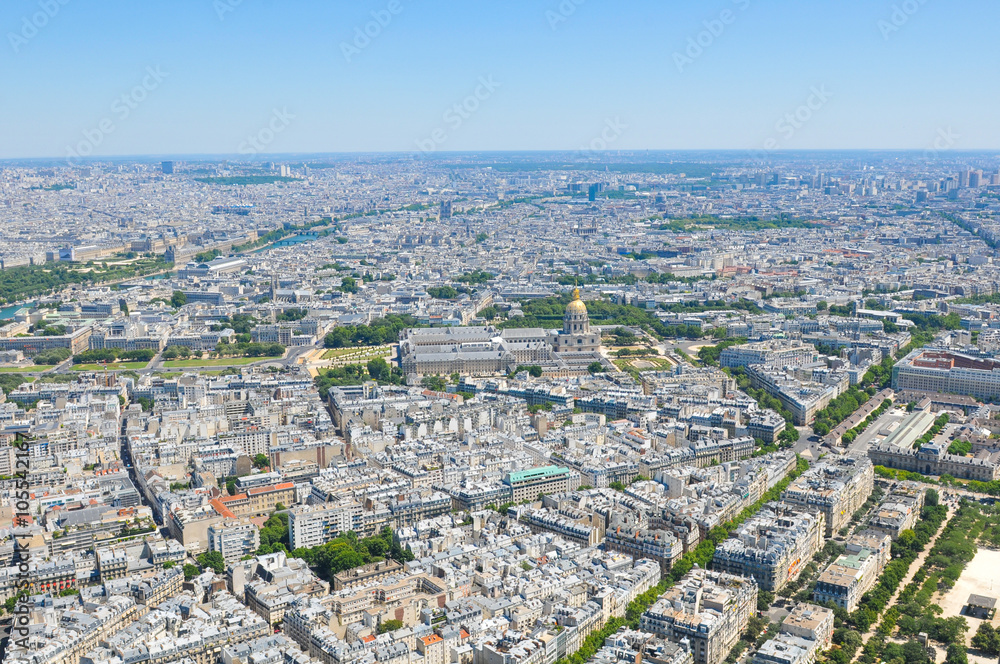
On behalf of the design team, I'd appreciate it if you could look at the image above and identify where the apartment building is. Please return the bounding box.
[754,603,834,664]
[288,501,365,549]
[713,503,825,592]
[0,326,91,356]
[640,568,758,664]
[208,520,261,564]
[812,531,891,611]
[332,559,404,591]
[868,482,925,539]
[720,341,815,371]
[605,522,683,574]
[213,482,295,519]
[781,456,874,537]
[503,466,571,503]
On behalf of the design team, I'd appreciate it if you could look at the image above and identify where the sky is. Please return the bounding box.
[1,0,997,159]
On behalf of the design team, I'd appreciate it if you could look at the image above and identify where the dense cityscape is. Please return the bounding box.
[0,151,999,664]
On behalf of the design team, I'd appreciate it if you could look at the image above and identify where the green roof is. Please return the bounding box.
[507,465,569,484]
[836,548,873,569]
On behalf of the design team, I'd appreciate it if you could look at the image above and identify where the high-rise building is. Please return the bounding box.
[208,520,261,564]
[288,501,364,550]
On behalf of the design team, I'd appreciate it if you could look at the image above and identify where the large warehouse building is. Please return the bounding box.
[893,348,1000,400]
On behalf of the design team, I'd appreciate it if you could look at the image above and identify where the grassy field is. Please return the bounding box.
[612,355,674,373]
[0,365,55,372]
[72,362,148,371]
[321,345,391,360]
[163,356,281,368]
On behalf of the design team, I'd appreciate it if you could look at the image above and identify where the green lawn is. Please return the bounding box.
[72,362,148,371]
[321,345,391,360]
[162,356,282,368]
[612,355,675,373]
[0,365,55,372]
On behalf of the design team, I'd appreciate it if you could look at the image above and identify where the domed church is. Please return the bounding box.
[553,288,601,353]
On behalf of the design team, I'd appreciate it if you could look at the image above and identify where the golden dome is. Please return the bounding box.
[566,288,588,315]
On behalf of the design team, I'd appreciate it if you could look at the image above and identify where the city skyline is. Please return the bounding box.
[4,4,1000,664]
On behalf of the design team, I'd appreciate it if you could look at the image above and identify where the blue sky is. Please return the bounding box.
[1,0,996,158]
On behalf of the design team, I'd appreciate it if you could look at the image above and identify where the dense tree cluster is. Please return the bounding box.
[947,439,972,456]
[275,308,308,322]
[911,413,949,449]
[210,313,259,334]
[837,399,893,443]
[212,341,285,358]
[289,527,414,583]
[323,314,419,348]
[0,256,171,304]
[972,623,1000,656]
[499,293,715,341]
[656,214,818,232]
[455,269,493,285]
[32,347,72,365]
[812,386,872,436]
[196,550,225,574]
[426,285,459,299]
[314,359,404,399]
[0,374,28,395]
[194,248,222,263]
[73,348,155,364]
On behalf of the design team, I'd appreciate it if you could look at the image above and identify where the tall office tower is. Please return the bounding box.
[959,169,971,188]
[969,170,983,188]
[161,161,174,174]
